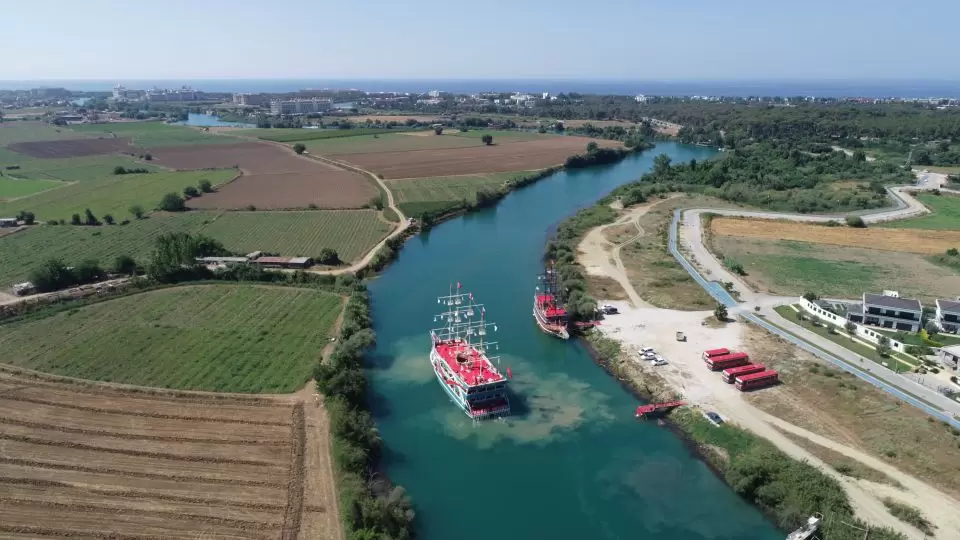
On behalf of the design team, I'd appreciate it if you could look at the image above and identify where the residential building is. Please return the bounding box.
[427,90,441,98]
[269,98,333,115]
[936,299,960,333]
[232,93,268,107]
[845,292,923,332]
[0,217,18,227]
[250,256,313,269]
[937,345,960,372]
[635,94,648,103]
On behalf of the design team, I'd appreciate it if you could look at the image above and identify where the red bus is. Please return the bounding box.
[701,348,731,361]
[722,363,765,384]
[704,352,749,371]
[735,370,779,391]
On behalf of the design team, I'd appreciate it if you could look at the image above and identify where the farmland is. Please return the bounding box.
[1,154,164,182]
[148,142,377,209]
[881,193,960,230]
[0,177,66,200]
[0,284,341,392]
[0,169,237,221]
[331,136,618,179]
[388,172,530,205]
[0,121,94,145]
[8,137,135,158]
[71,121,239,147]
[709,236,960,301]
[711,216,960,255]
[0,210,389,286]
[0,366,339,539]
[233,127,412,143]
[301,130,552,156]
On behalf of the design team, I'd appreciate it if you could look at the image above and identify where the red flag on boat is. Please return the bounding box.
[457,281,462,289]
[506,367,513,379]
[469,292,473,300]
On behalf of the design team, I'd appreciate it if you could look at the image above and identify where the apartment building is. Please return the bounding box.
[269,98,334,115]
[845,292,923,332]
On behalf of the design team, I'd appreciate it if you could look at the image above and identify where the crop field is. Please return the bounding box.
[1,154,164,182]
[388,172,527,203]
[199,210,391,261]
[302,132,482,155]
[711,216,960,255]
[233,127,411,143]
[0,169,237,221]
[7,137,135,158]
[71,121,239,147]
[148,142,376,209]
[0,121,94,146]
[709,236,960,301]
[0,284,342,392]
[0,367,339,539]
[881,193,960,230]
[333,136,617,179]
[0,177,66,200]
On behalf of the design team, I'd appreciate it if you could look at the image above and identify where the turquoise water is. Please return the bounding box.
[181,113,254,128]
[367,143,783,540]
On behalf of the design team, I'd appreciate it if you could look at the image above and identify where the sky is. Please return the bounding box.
[3,0,958,81]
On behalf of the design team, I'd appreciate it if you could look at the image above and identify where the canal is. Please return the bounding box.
[367,142,784,540]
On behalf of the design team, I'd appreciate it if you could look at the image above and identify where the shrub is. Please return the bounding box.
[16,210,35,225]
[84,208,100,226]
[70,213,82,226]
[47,219,58,225]
[198,179,213,193]
[159,193,186,212]
[845,215,866,228]
[948,248,959,256]
[293,143,306,154]
[481,134,493,145]
[245,204,256,211]
[183,185,200,198]
[103,214,115,225]
[129,204,145,219]
[144,153,152,161]
[317,248,340,265]
[113,254,138,275]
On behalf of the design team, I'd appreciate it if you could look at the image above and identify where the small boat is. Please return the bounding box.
[534,262,570,339]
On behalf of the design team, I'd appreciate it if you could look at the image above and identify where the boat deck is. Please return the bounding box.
[536,294,567,318]
[434,339,505,387]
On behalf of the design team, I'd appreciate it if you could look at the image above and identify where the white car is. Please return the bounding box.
[639,347,655,355]
[650,355,668,366]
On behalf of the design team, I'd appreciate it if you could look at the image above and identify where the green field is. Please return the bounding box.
[233,127,412,143]
[301,130,539,155]
[0,177,66,199]
[882,193,960,230]
[450,130,551,143]
[0,284,342,392]
[70,121,239,147]
[1,153,163,182]
[388,172,526,203]
[0,121,95,146]
[0,210,391,285]
[0,169,236,221]
[199,210,391,261]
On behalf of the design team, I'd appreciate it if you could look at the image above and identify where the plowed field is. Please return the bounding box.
[149,142,376,209]
[711,217,960,255]
[0,367,339,540]
[7,138,134,158]
[332,137,620,179]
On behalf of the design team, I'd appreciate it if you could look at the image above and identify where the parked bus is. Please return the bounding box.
[704,352,749,371]
[735,370,779,391]
[701,347,731,361]
[722,363,765,384]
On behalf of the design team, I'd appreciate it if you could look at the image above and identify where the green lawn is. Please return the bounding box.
[0,169,236,221]
[0,284,342,393]
[233,127,413,143]
[0,177,66,199]
[739,252,883,297]
[883,193,960,230]
[872,327,960,347]
[70,121,239,147]
[1,153,164,182]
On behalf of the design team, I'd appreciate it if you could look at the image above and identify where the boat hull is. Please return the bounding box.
[430,347,510,420]
[533,297,570,339]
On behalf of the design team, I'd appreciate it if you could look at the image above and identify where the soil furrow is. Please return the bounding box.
[281,402,307,540]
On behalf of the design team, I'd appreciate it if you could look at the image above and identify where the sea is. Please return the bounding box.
[2,79,959,98]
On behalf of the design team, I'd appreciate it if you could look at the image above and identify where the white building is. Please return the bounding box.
[635,94,648,103]
[427,90,441,98]
[269,98,334,115]
[935,299,960,333]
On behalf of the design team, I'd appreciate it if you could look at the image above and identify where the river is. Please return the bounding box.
[367,142,784,540]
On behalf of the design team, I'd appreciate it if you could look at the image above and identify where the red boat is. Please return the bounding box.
[534,263,570,339]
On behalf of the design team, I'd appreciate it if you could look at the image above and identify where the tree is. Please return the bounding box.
[293,143,306,154]
[876,335,891,357]
[844,320,856,335]
[586,141,599,154]
[144,153,152,161]
[84,208,100,226]
[74,259,104,283]
[653,153,672,176]
[845,215,866,228]
[714,303,728,322]
[113,165,126,175]
[852,150,867,162]
[947,248,959,256]
[434,126,443,135]
[317,248,340,265]
[70,213,82,226]
[28,259,75,292]
[802,291,819,302]
[129,204,145,219]
[159,193,186,212]
[103,214,115,225]
[183,185,199,198]
[198,179,213,193]
[113,254,138,275]
[481,134,493,145]
[16,210,34,225]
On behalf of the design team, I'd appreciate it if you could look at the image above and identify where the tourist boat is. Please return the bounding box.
[430,282,511,419]
[533,264,570,339]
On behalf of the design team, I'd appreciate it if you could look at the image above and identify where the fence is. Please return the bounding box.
[797,299,908,354]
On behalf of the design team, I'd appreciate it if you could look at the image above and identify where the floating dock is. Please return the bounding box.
[635,400,686,418]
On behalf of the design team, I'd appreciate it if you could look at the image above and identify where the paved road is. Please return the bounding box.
[666,186,960,428]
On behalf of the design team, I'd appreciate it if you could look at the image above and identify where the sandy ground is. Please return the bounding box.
[594,301,954,538]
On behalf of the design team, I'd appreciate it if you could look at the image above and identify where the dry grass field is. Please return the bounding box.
[0,366,339,539]
[147,141,377,209]
[712,217,960,255]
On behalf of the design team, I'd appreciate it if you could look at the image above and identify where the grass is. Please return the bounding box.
[882,498,935,535]
[233,127,413,143]
[2,154,164,182]
[0,177,66,199]
[396,200,463,218]
[0,210,391,285]
[710,237,960,303]
[0,169,237,221]
[777,430,902,487]
[198,210,391,261]
[387,171,529,204]
[0,284,342,393]
[774,305,916,369]
[450,130,550,142]
[883,193,960,230]
[70,121,239,147]
[0,121,95,145]
[301,129,535,156]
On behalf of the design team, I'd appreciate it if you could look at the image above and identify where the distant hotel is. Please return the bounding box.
[112,85,209,102]
[269,98,334,115]
[232,93,269,107]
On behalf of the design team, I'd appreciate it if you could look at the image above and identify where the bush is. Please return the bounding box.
[245,204,256,211]
[16,210,35,225]
[198,179,213,193]
[129,204,145,219]
[183,185,199,198]
[293,143,306,154]
[481,134,493,145]
[113,254,138,275]
[103,214,115,225]
[845,215,866,228]
[724,257,746,275]
[948,248,959,256]
[144,153,152,161]
[70,213,82,226]
[159,193,186,212]
[84,208,100,226]
[317,248,340,266]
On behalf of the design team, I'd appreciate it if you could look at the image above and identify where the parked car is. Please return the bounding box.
[600,304,619,315]
[705,411,724,426]
[650,355,668,366]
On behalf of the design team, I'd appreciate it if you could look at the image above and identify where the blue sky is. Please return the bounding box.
[3,0,958,80]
